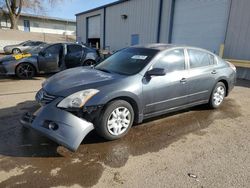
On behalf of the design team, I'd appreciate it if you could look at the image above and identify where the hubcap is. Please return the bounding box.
[86,60,94,66]
[213,86,225,106]
[107,107,131,136]
[13,49,20,54]
[18,64,33,78]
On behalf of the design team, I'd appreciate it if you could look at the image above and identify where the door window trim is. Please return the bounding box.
[148,47,188,74]
[185,47,218,70]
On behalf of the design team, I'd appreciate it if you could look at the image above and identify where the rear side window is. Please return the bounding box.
[188,49,215,69]
[23,41,32,46]
[35,41,43,45]
[153,49,185,72]
[67,45,83,57]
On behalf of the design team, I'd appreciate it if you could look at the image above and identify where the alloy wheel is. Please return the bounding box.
[17,64,35,79]
[213,86,225,106]
[107,107,131,136]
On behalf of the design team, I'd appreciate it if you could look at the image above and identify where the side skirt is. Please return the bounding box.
[143,100,209,120]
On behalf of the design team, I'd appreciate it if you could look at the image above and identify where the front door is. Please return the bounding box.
[38,44,63,72]
[143,49,188,116]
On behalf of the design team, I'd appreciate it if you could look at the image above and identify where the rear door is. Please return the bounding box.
[65,44,84,68]
[38,44,62,72]
[143,48,189,116]
[186,48,217,103]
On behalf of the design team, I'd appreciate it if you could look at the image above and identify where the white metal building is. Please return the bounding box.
[76,0,250,60]
[0,13,76,35]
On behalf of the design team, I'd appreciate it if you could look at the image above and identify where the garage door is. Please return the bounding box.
[171,0,231,54]
[87,15,101,39]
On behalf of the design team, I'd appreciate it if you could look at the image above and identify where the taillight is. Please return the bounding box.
[226,61,236,72]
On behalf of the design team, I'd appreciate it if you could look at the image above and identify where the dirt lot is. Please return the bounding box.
[0,75,249,188]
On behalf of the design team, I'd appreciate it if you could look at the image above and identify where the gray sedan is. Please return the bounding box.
[0,43,100,79]
[21,44,236,151]
[3,40,45,54]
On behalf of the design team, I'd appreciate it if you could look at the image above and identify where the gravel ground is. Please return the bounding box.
[0,76,249,188]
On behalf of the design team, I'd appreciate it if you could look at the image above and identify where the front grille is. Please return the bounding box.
[35,89,56,105]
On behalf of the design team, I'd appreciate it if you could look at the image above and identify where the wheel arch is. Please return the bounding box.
[217,79,229,96]
[104,96,140,124]
[15,62,38,75]
[12,48,21,53]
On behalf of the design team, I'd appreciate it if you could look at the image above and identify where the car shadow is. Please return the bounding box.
[0,99,109,158]
[0,73,54,81]
[236,79,250,88]
[0,100,62,157]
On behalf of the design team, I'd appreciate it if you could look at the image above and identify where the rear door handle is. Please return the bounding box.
[211,70,217,74]
[180,78,187,83]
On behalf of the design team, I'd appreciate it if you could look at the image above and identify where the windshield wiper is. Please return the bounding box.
[96,68,111,73]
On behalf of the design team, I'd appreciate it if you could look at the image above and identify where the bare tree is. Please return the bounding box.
[0,0,63,30]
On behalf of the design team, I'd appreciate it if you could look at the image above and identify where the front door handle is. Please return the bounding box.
[180,78,187,83]
[211,70,217,74]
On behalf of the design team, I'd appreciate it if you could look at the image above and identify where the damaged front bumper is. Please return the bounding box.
[20,98,94,152]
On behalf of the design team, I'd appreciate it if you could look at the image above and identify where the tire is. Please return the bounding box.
[209,82,226,109]
[96,100,134,140]
[16,63,35,79]
[12,48,21,54]
[83,59,96,66]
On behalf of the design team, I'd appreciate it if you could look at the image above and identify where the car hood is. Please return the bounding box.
[43,67,122,96]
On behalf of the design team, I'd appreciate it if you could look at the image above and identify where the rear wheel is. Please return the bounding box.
[12,48,21,54]
[83,59,96,66]
[209,82,226,109]
[96,100,134,140]
[16,63,35,79]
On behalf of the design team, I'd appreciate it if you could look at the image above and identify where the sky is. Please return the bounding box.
[45,0,118,20]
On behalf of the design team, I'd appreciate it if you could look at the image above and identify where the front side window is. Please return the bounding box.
[44,44,62,56]
[188,49,215,69]
[153,49,185,73]
[22,41,32,46]
[95,48,159,75]
[28,43,49,54]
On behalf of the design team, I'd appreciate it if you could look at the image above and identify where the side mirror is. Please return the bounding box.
[146,68,166,76]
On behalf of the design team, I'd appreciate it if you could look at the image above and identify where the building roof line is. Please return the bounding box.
[21,13,76,23]
[75,0,130,16]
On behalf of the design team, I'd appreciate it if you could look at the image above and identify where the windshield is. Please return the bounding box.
[27,43,49,54]
[19,41,30,45]
[95,48,159,75]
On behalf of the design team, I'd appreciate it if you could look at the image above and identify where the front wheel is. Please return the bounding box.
[96,100,134,140]
[16,63,35,79]
[209,82,226,109]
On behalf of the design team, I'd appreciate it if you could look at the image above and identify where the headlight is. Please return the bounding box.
[57,89,99,108]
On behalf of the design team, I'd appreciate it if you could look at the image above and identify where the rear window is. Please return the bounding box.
[188,49,215,68]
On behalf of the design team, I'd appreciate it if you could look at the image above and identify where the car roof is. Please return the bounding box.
[133,43,178,51]
[132,43,215,54]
